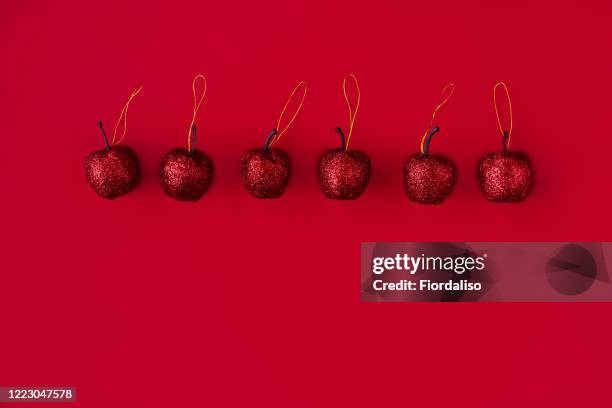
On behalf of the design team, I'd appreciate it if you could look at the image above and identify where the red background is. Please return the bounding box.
[3,0,612,406]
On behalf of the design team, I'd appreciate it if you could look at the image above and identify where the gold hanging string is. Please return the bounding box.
[112,85,144,145]
[187,74,207,153]
[269,81,308,147]
[493,81,513,150]
[420,83,455,154]
[342,74,361,150]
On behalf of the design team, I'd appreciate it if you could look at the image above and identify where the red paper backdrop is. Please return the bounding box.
[2,0,612,406]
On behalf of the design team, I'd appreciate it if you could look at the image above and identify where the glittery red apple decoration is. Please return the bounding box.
[477,142,534,202]
[160,75,214,201]
[85,86,143,199]
[241,130,291,198]
[404,127,457,204]
[160,126,214,201]
[85,122,140,199]
[318,128,371,200]
[404,84,456,204]
[318,74,371,200]
[477,82,534,202]
[240,81,307,199]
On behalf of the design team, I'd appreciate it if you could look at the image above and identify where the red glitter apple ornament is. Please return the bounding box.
[160,75,214,201]
[404,84,457,204]
[240,81,308,198]
[318,74,371,200]
[477,82,534,202]
[85,86,143,199]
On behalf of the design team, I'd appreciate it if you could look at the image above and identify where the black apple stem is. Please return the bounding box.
[335,127,346,150]
[98,120,110,151]
[501,131,509,152]
[190,125,197,155]
[263,128,278,151]
[422,126,440,156]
